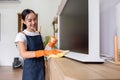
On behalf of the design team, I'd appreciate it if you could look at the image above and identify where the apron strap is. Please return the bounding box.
[21,31,26,35]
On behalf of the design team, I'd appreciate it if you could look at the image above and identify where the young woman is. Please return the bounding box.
[15,9,60,80]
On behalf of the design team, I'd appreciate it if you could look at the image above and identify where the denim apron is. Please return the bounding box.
[22,34,45,80]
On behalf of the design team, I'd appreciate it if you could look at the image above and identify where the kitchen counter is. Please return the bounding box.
[47,57,120,80]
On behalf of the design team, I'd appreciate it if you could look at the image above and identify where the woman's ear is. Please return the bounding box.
[22,20,25,24]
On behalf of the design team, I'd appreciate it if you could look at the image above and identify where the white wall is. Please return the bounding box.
[0,0,61,66]
[100,0,120,58]
[116,2,120,49]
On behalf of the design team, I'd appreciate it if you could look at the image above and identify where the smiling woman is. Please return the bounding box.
[17,13,38,32]
[15,9,61,80]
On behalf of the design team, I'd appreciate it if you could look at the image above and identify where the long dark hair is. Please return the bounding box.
[21,9,36,31]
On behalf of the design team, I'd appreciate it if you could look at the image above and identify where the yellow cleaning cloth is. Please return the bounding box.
[48,50,69,58]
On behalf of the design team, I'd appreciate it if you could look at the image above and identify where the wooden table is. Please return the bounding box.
[47,57,120,80]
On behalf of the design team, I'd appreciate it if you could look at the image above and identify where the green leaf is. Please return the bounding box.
[43,36,50,47]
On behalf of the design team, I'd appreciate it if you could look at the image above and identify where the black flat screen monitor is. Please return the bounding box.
[59,0,88,54]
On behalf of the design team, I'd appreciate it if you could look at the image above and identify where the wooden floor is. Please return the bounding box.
[0,66,22,80]
[0,59,120,80]
[0,66,49,80]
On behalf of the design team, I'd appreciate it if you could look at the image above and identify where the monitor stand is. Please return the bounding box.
[64,52,105,63]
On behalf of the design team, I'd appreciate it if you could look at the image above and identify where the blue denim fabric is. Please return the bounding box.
[22,35,45,80]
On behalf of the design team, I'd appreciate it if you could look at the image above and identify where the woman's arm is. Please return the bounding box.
[17,41,36,58]
[17,41,61,58]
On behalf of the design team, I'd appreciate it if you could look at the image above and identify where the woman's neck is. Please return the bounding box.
[26,28,36,32]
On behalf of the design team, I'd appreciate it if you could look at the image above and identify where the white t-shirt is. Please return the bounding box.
[15,29,44,49]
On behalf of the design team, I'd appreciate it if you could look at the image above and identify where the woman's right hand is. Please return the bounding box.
[48,36,57,48]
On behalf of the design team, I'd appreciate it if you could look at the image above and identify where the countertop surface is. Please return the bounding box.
[48,57,120,80]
